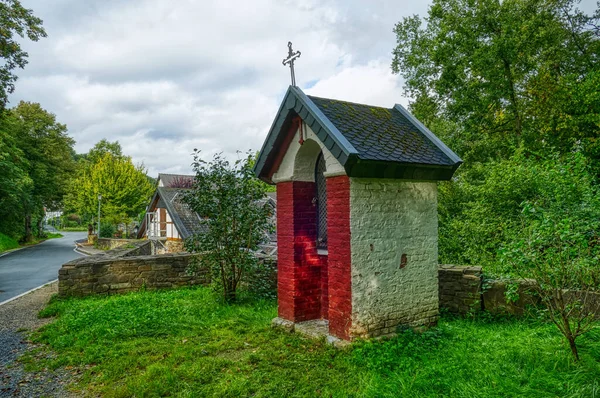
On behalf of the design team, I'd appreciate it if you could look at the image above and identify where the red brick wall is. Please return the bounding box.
[276,181,327,322]
[326,176,352,339]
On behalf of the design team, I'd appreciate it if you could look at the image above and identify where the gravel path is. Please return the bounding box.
[0,282,78,397]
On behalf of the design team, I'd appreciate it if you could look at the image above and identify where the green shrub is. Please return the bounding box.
[99,223,115,239]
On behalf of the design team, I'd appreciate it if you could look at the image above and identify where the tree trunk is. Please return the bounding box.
[567,335,580,362]
[36,216,43,237]
[224,277,237,303]
[24,214,33,243]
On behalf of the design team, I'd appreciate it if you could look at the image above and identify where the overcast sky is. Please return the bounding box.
[11,0,598,176]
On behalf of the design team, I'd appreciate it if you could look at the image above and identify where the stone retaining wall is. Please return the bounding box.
[438,265,599,316]
[96,238,138,251]
[59,241,208,297]
[438,265,482,314]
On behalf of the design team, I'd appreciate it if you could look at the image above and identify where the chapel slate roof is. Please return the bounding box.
[254,86,462,183]
[307,96,455,166]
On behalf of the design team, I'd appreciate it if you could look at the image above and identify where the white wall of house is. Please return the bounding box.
[146,207,181,240]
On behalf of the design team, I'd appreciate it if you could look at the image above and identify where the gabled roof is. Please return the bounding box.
[137,187,206,240]
[254,86,462,183]
[137,187,278,242]
[157,187,206,239]
[157,173,195,188]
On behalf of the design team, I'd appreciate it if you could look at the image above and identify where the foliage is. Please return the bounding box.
[84,139,124,164]
[68,149,154,228]
[184,151,273,302]
[0,114,31,238]
[0,0,46,108]
[439,150,592,266]
[392,0,600,166]
[99,223,115,239]
[392,0,600,270]
[498,151,600,360]
[0,102,76,241]
[28,287,600,397]
[0,232,18,253]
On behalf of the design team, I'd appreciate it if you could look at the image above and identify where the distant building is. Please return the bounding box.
[138,173,276,254]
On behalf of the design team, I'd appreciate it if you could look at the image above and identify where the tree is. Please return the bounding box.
[499,151,600,361]
[184,151,273,302]
[392,0,600,267]
[86,139,124,164]
[0,113,31,237]
[70,151,154,230]
[11,101,75,241]
[392,0,600,165]
[0,0,46,108]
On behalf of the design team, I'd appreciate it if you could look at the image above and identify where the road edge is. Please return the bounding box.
[0,238,88,307]
[0,279,59,307]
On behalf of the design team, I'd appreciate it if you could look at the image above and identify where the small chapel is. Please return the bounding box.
[254,85,462,341]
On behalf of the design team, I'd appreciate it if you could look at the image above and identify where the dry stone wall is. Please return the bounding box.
[59,241,208,297]
[437,266,600,317]
[438,265,482,314]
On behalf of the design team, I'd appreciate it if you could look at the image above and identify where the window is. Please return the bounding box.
[315,152,328,250]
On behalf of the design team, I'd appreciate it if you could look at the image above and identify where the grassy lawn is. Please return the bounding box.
[0,232,19,253]
[30,287,600,398]
[0,232,62,254]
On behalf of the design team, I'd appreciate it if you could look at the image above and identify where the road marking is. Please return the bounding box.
[0,279,58,307]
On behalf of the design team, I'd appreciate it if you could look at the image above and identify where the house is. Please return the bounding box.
[254,86,462,341]
[138,173,277,254]
[137,174,201,252]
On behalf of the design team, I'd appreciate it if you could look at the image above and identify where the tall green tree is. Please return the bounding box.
[85,139,124,164]
[0,0,46,108]
[392,0,600,164]
[11,101,75,241]
[70,150,154,230]
[0,113,31,237]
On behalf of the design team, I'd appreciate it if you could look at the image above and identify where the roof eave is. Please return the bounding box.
[254,86,360,184]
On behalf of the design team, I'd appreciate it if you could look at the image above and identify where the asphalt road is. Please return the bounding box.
[0,231,86,303]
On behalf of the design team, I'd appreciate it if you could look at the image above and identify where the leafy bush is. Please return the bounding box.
[184,151,273,302]
[498,151,600,361]
[439,149,596,268]
[99,223,115,239]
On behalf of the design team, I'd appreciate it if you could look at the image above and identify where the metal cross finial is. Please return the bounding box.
[282,41,301,86]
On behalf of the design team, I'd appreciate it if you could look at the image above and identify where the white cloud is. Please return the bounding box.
[8,0,432,176]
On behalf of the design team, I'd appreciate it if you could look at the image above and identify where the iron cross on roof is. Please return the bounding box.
[282,41,301,86]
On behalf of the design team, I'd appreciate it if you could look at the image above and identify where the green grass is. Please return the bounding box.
[0,232,62,254]
[0,232,19,253]
[30,288,600,397]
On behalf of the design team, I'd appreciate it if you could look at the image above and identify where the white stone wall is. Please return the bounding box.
[272,125,345,183]
[349,178,439,338]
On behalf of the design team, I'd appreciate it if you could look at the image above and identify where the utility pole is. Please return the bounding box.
[97,194,102,238]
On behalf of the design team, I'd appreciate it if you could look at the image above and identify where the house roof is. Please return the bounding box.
[157,187,206,239]
[137,187,206,240]
[157,173,195,188]
[254,86,462,183]
[137,187,277,242]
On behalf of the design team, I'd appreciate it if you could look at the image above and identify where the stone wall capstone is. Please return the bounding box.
[59,240,208,297]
